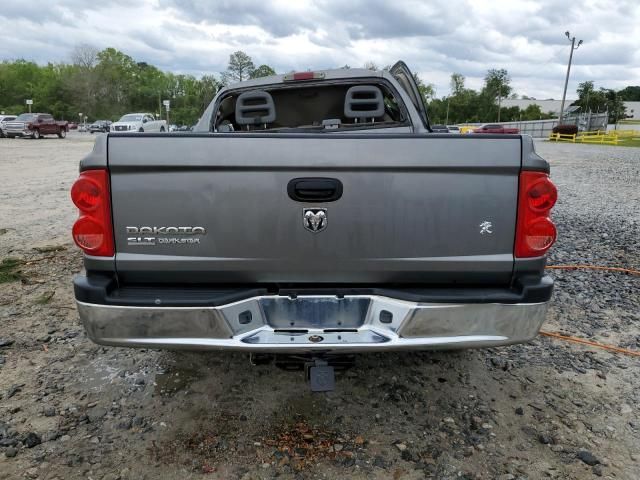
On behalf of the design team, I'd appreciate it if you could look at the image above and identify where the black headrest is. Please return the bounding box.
[235,90,276,125]
[344,85,384,119]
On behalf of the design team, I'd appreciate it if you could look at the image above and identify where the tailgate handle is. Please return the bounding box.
[288,178,343,202]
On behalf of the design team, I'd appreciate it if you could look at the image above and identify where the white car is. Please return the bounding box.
[0,114,17,137]
[111,113,167,133]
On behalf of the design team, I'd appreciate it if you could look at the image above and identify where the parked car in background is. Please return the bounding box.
[474,124,520,134]
[68,122,78,130]
[110,113,167,133]
[89,120,111,133]
[431,124,450,133]
[0,114,17,137]
[447,125,460,134]
[3,113,68,139]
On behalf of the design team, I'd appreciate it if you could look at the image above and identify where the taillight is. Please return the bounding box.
[71,169,114,256]
[515,171,557,258]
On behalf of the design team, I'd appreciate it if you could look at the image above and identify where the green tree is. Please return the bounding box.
[221,51,255,84]
[572,81,617,117]
[250,64,276,78]
[449,73,465,96]
[519,104,553,121]
[602,88,626,123]
[522,104,543,120]
[413,73,435,103]
[575,81,597,112]
[482,69,511,121]
[618,86,640,101]
[0,47,223,125]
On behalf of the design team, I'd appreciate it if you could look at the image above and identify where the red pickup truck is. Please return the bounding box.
[3,113,69,139]
[474,124,519,134]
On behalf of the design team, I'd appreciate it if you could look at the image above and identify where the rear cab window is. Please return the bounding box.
[212,79,410,133]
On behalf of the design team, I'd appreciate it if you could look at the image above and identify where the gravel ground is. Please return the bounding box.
[0,135,638,479]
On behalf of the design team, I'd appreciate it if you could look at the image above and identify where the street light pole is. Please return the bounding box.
[558,31,583,125]
[445,97,450,125]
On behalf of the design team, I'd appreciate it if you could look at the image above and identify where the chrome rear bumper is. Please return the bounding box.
[77,295,548,353]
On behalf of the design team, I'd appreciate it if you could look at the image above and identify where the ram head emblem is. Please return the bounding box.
[303,208,328,233]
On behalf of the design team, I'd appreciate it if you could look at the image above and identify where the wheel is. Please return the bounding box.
[138,127,144,133]
[58,128,66,138]
[0,130,4,138]
[160,126,165,132]
[33,129,41,139]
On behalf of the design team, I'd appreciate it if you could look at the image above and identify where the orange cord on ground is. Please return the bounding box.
[541,264,639,356]
[546,264,640,276]
[539,331,640,357]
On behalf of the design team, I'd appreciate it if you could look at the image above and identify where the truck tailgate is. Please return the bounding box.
[107,134,521,284]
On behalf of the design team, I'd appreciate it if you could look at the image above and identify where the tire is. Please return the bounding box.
[33,129,40,139]
[0,130,4,138]
[58,128,66,139]
[160,126,165,132]
[138,127,144,133]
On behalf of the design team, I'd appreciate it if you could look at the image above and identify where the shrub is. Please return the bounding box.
[552,124,578,135]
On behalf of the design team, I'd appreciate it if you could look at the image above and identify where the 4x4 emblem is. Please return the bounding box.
[303,208,327,233]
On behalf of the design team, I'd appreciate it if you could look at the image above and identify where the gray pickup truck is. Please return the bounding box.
[72,61,557,369]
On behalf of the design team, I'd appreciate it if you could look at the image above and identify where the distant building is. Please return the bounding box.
[502,99,640,119]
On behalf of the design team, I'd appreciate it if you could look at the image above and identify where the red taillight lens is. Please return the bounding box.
[71,177,102,211]
[71,169,114,256]
[515,172,557,258]
[527,178,557,212]
[72,217,106,252]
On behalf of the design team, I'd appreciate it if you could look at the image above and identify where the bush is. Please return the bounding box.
[552,124,578,135]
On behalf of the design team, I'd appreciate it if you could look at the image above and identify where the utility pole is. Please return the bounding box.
[445,97,450,125]
[558,31,583,125]
[497,87,502,122]
[163,100,170,126]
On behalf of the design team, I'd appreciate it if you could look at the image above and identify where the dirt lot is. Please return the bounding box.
[0,134,638,479]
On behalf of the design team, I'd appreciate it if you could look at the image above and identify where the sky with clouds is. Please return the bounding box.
[0,0,638,99]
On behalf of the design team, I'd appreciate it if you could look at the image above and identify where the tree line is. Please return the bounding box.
[1,47,637,125]
[425,71,634,125]
[0,48,276,125]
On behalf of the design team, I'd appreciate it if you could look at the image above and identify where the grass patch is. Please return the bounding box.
[546,138,640,147]
[34,290,55,305]
[616,138,640,148]
[0,257,24,283]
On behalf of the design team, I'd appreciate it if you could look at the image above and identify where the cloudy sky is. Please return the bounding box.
[1,0,638,99]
